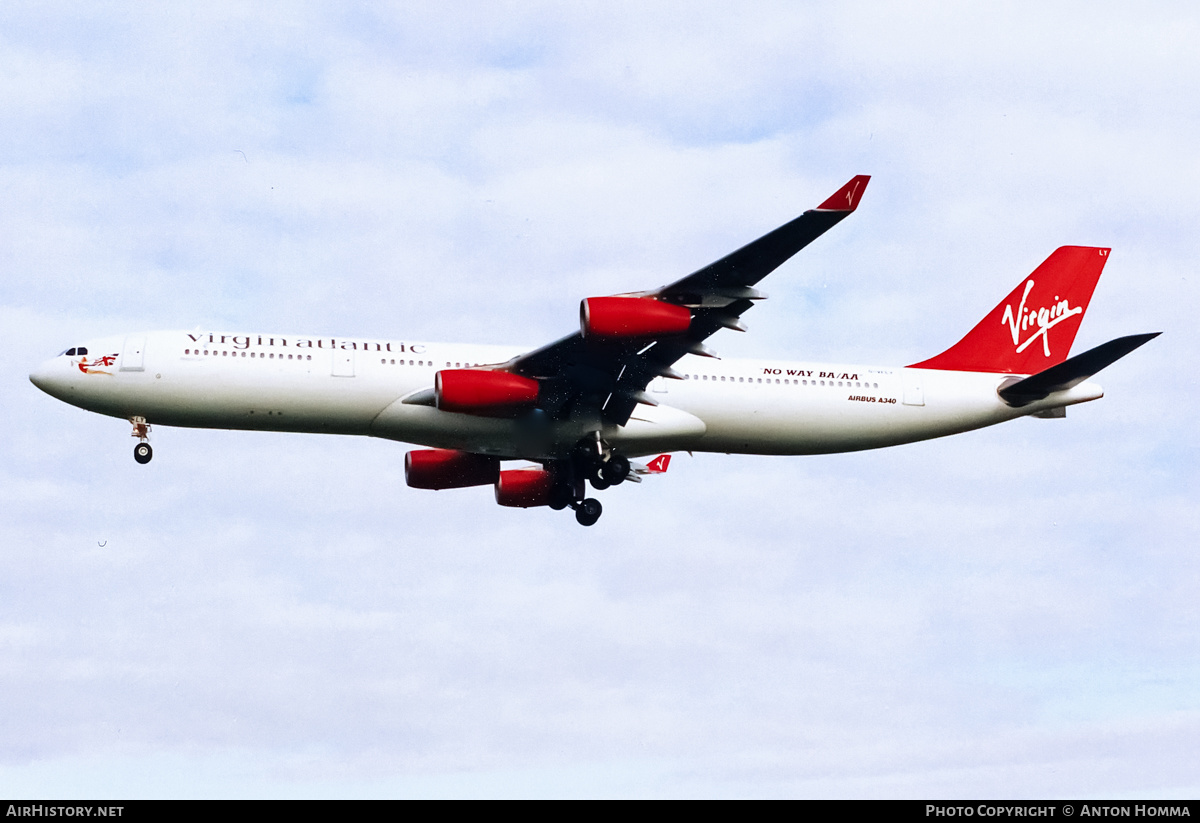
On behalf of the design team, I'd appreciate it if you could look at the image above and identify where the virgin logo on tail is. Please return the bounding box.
[909,246,1107,374]
[1001,280,1084,357]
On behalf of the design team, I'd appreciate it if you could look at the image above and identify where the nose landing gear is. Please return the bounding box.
[131,416,152,464]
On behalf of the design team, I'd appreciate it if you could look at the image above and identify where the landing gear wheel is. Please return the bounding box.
[133,442,153,464]
[575,498,602,526]
[589,473,611,491]
[601,454,630,486]
[549,486,573,511]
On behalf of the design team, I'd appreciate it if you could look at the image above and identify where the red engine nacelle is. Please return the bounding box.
[494,468,556,508]
[405,449,500,490]
[580,296,691,339]
[435,369,539,416]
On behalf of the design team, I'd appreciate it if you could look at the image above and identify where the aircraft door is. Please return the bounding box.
[332,348,355,377]
[120,336,146,372]
[901,369,924,406]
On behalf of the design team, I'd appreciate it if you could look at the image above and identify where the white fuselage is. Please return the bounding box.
[30,330,1105,460]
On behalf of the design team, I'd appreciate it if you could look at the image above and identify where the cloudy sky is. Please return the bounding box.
[3,1,1198,798]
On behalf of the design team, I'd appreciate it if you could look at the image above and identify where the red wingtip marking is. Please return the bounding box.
[646,454,671,473]
[817,175,871,212]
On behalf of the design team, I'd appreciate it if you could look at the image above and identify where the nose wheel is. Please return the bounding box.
[130,416,152,464]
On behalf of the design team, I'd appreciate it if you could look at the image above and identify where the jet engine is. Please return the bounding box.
[494,468,556,508]
[435,369,539,416]
[405,449,500,489]
[580,296,691,339]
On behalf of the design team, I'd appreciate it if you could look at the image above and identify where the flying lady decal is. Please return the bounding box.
[77,354,118,375]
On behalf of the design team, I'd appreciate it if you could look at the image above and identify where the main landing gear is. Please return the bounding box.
[131,416,153,464]
[572,497,603,527]
[554,433,630,526]
[572,433,630,490]
[544,471,603,527]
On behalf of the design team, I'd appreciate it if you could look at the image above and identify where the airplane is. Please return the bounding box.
[29,175,1159,526]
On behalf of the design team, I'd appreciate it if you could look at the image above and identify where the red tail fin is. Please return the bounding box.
[910,246,1110,374]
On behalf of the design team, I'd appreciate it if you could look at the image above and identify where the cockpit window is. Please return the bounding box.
[63,348,76,356]
[77,347,87,355]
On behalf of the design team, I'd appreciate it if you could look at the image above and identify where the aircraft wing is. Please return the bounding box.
[500,175,870,424]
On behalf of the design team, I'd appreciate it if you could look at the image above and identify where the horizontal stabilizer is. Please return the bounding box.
[998,332,1160,407]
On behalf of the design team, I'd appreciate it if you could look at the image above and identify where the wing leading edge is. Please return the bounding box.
[505,175,870,424]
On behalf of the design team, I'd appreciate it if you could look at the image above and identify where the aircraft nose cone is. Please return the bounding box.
[30,358,68,398]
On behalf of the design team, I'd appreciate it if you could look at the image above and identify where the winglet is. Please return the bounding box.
[816,175,871,212]
[645,454,671,474]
